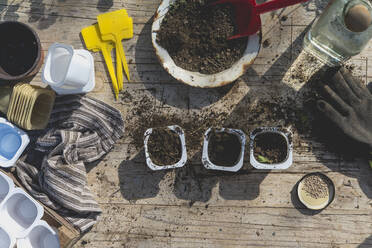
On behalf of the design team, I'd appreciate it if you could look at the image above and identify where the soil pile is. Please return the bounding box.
[147,127,183,165]
[208,130,241,166]
[254,132,288,164]
[156,0,248,74]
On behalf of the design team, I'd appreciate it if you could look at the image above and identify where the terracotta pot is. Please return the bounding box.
[0,21,43,81]
[151,0,261,88]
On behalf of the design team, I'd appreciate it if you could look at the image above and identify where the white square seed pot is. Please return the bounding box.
[250,127,293,170]
[202,128,246,172]
[0,188,44,239]
[144,125,187,171]
[0,224,15,248]
[0,118,30,168]
[0,171,14,205]
[0,172,59,248]
[17,220,60,248]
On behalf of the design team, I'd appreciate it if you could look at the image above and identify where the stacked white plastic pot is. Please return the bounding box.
[42,43,95,95]
[0,171,60,248]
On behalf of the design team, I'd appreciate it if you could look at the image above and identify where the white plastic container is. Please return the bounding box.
[0,188,44,239]
[0,224,15,248]
[0,172,14,204]
[0,118,30,168]
[17,220,60,248]
[42,43,95,95]
[202,128,246,172]
[250,127,293,170]
[144,125,187,170]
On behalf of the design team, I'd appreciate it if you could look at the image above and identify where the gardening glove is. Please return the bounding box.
[316,67,372,149]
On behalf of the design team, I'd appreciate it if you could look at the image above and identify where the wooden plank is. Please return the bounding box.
[1,0,371,247]
[79,204,372,248]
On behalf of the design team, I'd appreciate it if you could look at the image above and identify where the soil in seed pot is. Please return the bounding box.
[147,127,183,166]
[208,130,242,166]
[156,0,249,74]
[254,132,288,164]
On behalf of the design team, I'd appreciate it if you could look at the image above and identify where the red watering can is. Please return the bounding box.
[211,0,310,39]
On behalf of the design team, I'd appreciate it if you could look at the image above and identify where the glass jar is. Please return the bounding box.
[304,0,372,66]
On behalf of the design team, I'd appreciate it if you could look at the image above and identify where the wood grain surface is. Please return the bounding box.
[1,0,371,247]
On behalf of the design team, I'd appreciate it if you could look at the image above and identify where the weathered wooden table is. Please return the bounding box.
[1,0,371,247]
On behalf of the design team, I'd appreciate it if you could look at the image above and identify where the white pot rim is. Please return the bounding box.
[151,0,261,88]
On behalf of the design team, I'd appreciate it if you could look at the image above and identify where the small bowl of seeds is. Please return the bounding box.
[297,173,335,210]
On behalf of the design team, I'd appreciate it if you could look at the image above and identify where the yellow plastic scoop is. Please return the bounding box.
[81,24,119,99]
[97,9,133,90]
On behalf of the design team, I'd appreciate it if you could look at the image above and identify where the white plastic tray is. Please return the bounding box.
[0,171,14,205]
[0,172,60,248]
[0,224,15,248]
[0,188,44,239]
[17,220,60,248]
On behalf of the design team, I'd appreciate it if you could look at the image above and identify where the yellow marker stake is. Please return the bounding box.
[81,24,119,99]
[97,9,134,90]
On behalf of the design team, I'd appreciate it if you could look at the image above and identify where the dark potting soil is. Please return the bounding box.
[147,127,183,166]
[208,130,241,166]
[156,0,249,74]
[0,23,39,77]
[254,132,288,164]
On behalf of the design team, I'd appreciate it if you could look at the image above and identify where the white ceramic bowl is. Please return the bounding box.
[152,0,261,88]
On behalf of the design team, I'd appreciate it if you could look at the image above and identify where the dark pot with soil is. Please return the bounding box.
[250,127,293,169]
[144,125,187,170]
[152,0,261,88]
[0,21,43,81]
[202,127,246,172]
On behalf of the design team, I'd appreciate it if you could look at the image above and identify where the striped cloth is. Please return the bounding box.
[15,95,124,233]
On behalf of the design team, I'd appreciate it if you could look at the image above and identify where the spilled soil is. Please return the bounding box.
[208,130,241,166]
[254,132,288,164]
[147,127,183,165]
[122,52,370,167]
[156,0,248,74]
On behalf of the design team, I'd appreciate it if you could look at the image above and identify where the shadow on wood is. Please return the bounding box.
[119,148,168,201]
[358,235,372,248]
